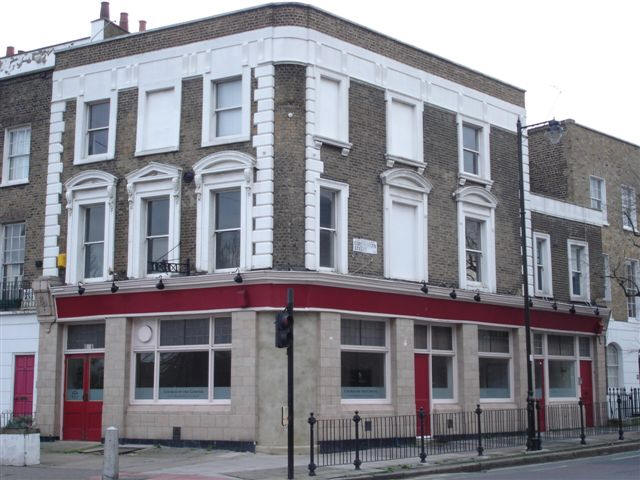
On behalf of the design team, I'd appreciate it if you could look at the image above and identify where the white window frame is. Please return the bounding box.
[384,90,424,172]
[546,334,579,401]
[625,259,639,321]
[126,162,181,279]
[313,67,351,150]
[413,322,457,404]
[533,232,553,297]
[63,323,106,354]
[193,151,255,273]
[130,317,232,405]
[64,170,117,284]
[567,239,590,302]
[457,115,491,185]
[0,222,25,284]
[478,328,513,403]
[73,92,117,164]
[135,80,182,156]
[201,67,251,147]
[455,186,498,292]
[381,169,432,282]
[315,178,349,274]
[340,317,390,405]
[1,125,31,186]
[606,343,621,389]
[589,176,606,213]
[621,185,637,232]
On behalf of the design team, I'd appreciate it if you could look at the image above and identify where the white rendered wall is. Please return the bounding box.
[606,317,640,389]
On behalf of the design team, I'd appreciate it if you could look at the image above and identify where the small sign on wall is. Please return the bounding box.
[353,238,378,255]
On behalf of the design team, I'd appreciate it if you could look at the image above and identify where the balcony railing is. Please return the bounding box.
[0,279,35,311]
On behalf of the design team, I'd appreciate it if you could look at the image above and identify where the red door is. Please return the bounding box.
[579,360,594,427]
[414,354,431,435]
[13,355,35,417]
[534,359,545,431]
[63,354,104,441]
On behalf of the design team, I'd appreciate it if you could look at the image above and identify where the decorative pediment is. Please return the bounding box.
[193,151,256,200]
[126,162,181,207]
[380,168,432,194]
[64,170,117,210]
[453,185,498,208]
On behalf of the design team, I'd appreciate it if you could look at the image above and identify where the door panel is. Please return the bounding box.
[534,359,545,432]
[86,356,104,441]
[414,353,430,435]
[580,360,593,427]
[63,354,103,441]
[13,355,34,417]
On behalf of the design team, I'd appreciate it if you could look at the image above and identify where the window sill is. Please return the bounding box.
[623,225,639,234]
[202,134,251,148]
[134,146,179,157]
[385,154,426,174]
[313,135,352,156]
[479,398,514,404]
[341,399,392,406]
[457,172,494,190]
[74,153,114,165]
[0,179,29,187]
[533,290,553,298]
[569,294,589,303]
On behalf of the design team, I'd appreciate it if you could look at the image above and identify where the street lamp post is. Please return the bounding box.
[516,118,564,451]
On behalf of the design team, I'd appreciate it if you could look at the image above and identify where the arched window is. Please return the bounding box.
[606,344,620,388]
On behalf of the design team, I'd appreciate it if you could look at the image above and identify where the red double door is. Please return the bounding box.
[63,354,104,441]
[13,355,35,416]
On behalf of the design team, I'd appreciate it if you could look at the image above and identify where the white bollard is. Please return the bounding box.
[102,426,119,480]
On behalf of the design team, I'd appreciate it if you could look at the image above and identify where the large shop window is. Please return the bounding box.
[478,329,511,400]
[533,232,553,297]
[2,126,30,186]
[74,92,117,164]
[64,170,117,284]
[385,91,424,170]
[201,68,250,146]
[381,169,432,282]
[567,240,589,301]
[133,318,231,403]
[193,151,254,273]
[414,324,455,400]
[126,163,181,278]
[341,319,388,402]
[547,334,576,398]
[316,179,349,273]
[136,81,181,155]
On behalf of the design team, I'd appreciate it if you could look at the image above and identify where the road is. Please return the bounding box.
[420,450,640,480]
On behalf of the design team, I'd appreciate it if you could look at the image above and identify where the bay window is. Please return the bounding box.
[478,329,511,400]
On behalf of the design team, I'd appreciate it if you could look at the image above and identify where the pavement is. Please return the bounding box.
[0,432,638,480]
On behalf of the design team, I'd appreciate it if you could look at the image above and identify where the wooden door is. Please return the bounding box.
[63,354,104,441]
[580,360,594,427]
[13,355,35,417]
[414,353,430,435]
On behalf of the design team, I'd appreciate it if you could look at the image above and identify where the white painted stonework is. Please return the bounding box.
[0,432,40,466]
[606,317,640,389]
[530,194,608,227]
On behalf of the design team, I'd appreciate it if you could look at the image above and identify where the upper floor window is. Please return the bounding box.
[126,163,181,278]
[1,222,25,284]
[465,218,484,283]
[457,117,491,184]
[316,179,348,273]
[381,169,432,282]
[64,170,117,284]
[201,69,250,147]
[589,176,605,211]
[74,93,117,164]
[533,232,553,297]
[2,126,30,185]
[626,259,639,319]
[385,91,424,171]
[568,240,589,301]
[136,81,181,156]
[314,68,350,148]
[193,151,254,273]
[621,185,637,231]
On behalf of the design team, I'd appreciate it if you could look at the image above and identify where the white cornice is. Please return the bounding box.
[530,194,607,227]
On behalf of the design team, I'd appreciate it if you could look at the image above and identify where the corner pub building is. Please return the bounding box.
[29,3,606,451]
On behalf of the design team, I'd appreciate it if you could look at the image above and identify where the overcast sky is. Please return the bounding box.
[2,0,638,145]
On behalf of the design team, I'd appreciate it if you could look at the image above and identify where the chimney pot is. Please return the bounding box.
[100,1,110,20]
[119,12,129,32]
[6,46,15,57]
[139,20,147,32]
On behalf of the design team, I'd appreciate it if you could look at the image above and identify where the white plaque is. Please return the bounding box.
[353,238,378,254]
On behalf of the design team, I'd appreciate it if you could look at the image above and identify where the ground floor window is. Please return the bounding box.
[431,355,453,399]
[548,360,576,397]
[606,344,620,388]
[414,323,455,400]
[478,329,511,399]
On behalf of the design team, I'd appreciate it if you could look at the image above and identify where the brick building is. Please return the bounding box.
[21,3,607,450]
[530,120,640,391]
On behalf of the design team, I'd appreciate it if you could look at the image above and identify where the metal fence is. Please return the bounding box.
[308,398,640,475]
[0,410,36,429]
[607,388,640,419]
[0,279,35,311]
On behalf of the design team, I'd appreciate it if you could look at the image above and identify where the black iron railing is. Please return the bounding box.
[147,259,191,276]
[607,388,640,419]
[0,279,34,311]
[0,411,36,429]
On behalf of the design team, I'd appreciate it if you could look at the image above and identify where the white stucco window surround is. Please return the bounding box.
[201,66,251,147]
[456,115,492,187]
[73,91,117,164]
[380,168,432,282]
[64,170,117,285]
[567,239,590,302]
[193,151,255,273]
[312,67,352,155]
[126,162,181,279]
[533,232,553,298]
[454,186,497,292]
[135,79,182,156]
[384,90,424,173]
[315,178,349,274]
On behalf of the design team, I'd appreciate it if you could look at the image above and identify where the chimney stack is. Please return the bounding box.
[139,20,147,32]
[6,46,15,57]
[119,12,129,32]
[100,1,110,20]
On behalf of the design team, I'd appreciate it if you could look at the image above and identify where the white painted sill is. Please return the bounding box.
[134,146,179,157]
[0,178,29,187]
[74,153,114,165]
[202,133,251,148]
[313,135,353,156]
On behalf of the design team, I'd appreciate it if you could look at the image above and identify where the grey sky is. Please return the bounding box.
[2,0,638,145]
